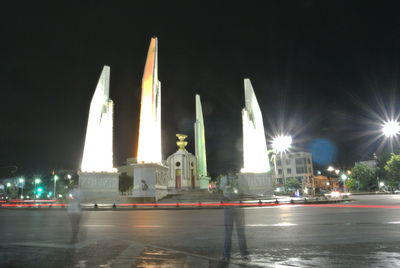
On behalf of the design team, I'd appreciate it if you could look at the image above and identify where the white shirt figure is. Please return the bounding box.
[67,187,83,213]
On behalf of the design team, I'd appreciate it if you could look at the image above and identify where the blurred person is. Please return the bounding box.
[67,185,83,243]
[219,174,250,263]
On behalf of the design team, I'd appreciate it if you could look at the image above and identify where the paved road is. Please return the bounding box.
[1,195,400,267]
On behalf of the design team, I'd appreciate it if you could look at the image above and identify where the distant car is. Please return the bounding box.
[394,190,400,194]
[375,189,391,194]
[324,191,351,199]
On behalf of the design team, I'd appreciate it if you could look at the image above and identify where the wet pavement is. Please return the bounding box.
[1,195,400,267]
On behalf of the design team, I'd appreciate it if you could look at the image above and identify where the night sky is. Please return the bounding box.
[1,1,400,177]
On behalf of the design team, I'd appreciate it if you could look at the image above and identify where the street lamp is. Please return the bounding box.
[272,135,292,192]
[34,178,41,201]
[272,135,292,153]
[18,178,24,199]
[341,174,348,192]
[382,120,400,138]
[53,175,59,200]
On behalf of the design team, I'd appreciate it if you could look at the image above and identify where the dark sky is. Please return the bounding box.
[1,1,400,176]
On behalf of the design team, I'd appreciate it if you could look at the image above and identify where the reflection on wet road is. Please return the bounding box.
[133,247,187,267]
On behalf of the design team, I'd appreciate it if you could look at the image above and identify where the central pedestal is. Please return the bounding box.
[78,172,120,201]
[237,172,273,197]
[132,163,169,202]
[198,176,211,189]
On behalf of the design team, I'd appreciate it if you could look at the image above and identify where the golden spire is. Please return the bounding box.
[176,134,188,150]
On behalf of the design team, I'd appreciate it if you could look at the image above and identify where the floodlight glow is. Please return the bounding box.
[379,181,385,187]
[241,79,270,173]
[327,166,334,172]
[341,174,347,180]
[137,37,162,163]
[382,120,400,137]
[35,178,41,184]
[6,182,11,187]
[18,178,24,183]
[272,135,292,153]
[54,175,59,181]
[67,174,72,179]
[81,66,115,172]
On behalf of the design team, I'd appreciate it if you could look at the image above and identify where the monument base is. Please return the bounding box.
[132,163,169,202]
[78,172,120,201]
[237,172,273,197]
[198,176,211,189]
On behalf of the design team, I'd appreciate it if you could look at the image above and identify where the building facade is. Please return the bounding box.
[273,151,314,192]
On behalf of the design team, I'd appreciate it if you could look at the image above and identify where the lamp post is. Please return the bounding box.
[341,174,348,192]
[34,178,41,201]
[382,120,400,152]
[272,135,292,192]
[18,178,24,199]
[53,175,58,200]
[6,182,11,199]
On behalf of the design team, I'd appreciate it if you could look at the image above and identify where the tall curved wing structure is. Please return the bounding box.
[81,66,114,172]
[195,94,208,177]
[241,79,270,173]
[137,37,162,163]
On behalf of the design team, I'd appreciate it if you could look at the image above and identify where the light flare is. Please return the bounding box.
[382,120,400,138]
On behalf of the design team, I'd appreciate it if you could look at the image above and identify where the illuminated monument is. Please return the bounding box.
[132,37,168,201]
[238,79,273,196]
[194,94,210,189]
[79,66,119,200]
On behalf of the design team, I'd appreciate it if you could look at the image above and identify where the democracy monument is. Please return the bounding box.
[78,37,272,201]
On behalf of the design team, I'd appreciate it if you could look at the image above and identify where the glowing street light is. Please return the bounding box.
[382,120,400,138]
[34,178,41,201]
[19,178,25,199]
[272,135,292,153]
[54,175,59,200]
[327,166,335,172]
[272,135,292,191]
[379,181,385,188]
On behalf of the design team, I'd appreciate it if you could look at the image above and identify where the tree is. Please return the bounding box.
[286,178,301,190]
[384,154,400,189]
[119,173,133,194]
[376,153,390,182]
[351,163,377,191]
[345,178,357,191]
